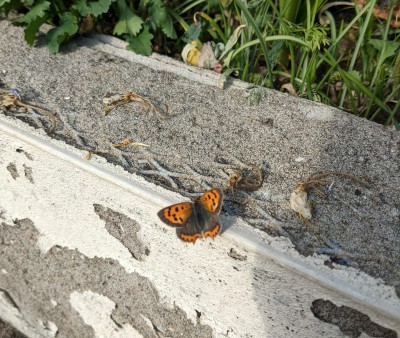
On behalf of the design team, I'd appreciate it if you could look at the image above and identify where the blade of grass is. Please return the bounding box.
[339,0,375,107]
[234,0,274,87]
[322,52,390,113]
[217,2,230,38]
[321,10,337,56]
[279,0,301,22]
[198,12,227,43]
[177,0,205,14]
[369,2,395,88]
[167,7,189,31]
[340,69,389,113]
[315,52,343,92]
[231,35,309,60]
[317,1,371,69]
[374,84,400,124]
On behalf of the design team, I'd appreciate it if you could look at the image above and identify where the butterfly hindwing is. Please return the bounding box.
[178,200,221,243]
[202,213,222,239]
[177,212,204,243]
[198,188,223,214]
[157,202,193,227]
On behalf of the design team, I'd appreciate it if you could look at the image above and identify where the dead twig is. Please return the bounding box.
[290,171,368,220]
[0,90,57,132]
[111,139,149,149]
[103,92,168,117]
[227,165,264,192]
[83,150,98,160]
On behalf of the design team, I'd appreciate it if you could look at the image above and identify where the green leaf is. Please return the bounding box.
[72,0,115,17]
[12,0,50,46]
[0,0,12,6]
[113,0,143,36]
[14,0,50,25]
[24,13,48,45]
[160,14,176,39]
[126,25,153,56]
[369,39,400,62]
[47,12,78,54]
[148,0,177,39]
[0,0,22,8]
[0,0,22,13]
[183,23,201,43]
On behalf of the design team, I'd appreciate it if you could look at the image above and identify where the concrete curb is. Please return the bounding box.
[1,114,399,337]
[1,115,399,325]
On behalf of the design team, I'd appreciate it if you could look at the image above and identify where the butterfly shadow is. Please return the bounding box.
[220,215,236,235]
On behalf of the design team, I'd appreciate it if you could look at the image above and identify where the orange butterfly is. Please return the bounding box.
[157,188,224,243]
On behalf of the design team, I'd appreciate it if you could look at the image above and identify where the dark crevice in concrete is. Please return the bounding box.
[15,148,33,161]
[22,164,34,183]
[0,288,20,312]
[93,204,149,261]
[310,299,397,338]
[6,162,19,180]
[0,219,212,338]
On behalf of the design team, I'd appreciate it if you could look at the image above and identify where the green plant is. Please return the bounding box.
[314,0,400,125]
[205,0,399,125]
[1,0,180,55]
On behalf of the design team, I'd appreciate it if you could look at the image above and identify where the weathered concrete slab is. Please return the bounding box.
[1,117,398,337]
[0,19,399,337]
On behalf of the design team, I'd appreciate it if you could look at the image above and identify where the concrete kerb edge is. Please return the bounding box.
[1,116,399,327]
[225,228,400,326]
[83,33,255,90]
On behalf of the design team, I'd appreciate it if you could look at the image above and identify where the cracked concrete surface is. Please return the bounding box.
[1,219,212,338]
[0,19,399,337]
[1,119,397,336]
[311,299,397,338]
[94,204,150,261]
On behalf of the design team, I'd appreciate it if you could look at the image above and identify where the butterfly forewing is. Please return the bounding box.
[157,202,193,227]
[199,188,223,214]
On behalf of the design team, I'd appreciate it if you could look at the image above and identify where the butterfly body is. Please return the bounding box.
[157,188,223,243]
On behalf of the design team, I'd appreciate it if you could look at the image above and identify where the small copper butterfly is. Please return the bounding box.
[157,188,224,243]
